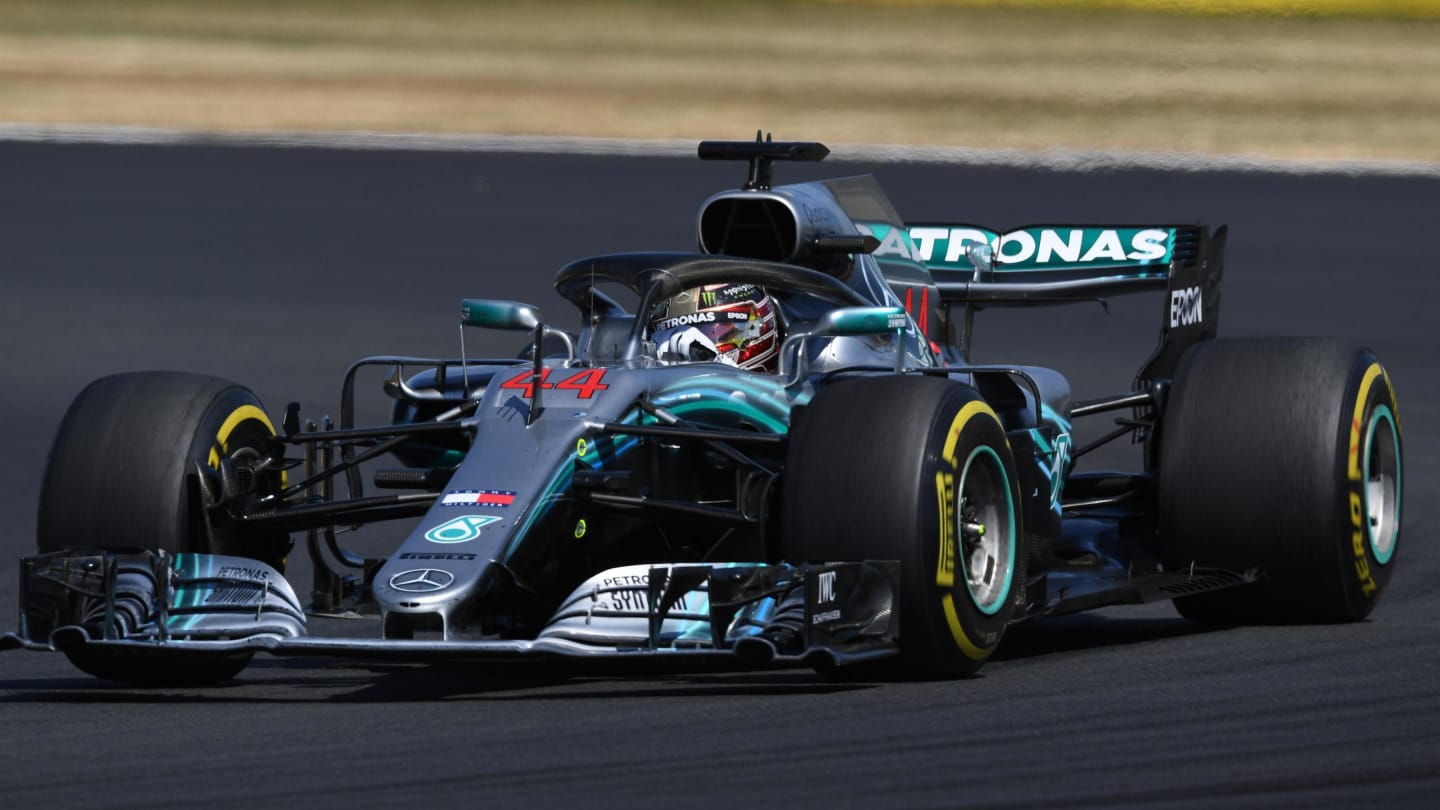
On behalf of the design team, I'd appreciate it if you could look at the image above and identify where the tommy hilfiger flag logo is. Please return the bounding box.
[440,489,517,508]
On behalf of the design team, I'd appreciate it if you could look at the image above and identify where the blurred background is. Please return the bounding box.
[1,0,1436,160]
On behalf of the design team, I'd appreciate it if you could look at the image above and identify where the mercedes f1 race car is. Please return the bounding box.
[3,138,1404,685]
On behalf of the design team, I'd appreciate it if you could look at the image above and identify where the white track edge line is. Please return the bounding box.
[1,123,1436,179]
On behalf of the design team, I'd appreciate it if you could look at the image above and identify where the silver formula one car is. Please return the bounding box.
[4,138,1404,685]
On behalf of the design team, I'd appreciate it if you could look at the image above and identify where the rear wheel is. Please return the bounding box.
[38,372,290,684]
[1158,339,1402,624]
[782,376,1024,677]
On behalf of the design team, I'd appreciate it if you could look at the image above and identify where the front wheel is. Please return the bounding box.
[782,376,1025,677]
[37,372,290,684]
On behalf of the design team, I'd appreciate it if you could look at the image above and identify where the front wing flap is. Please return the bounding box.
[8,550,305,652]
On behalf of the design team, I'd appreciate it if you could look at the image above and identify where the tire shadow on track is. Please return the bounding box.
[991,611,1220,663]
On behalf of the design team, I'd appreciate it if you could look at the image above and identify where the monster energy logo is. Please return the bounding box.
[697,285,756,308]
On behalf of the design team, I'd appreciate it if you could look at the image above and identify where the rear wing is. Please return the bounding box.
[857,222,1226,384]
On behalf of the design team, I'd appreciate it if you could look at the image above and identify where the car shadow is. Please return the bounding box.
[0,657,873,704]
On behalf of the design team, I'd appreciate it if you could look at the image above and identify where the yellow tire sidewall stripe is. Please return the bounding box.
[937,398,1007,660]
[207,404,276,470]
[1347,364,1384,483]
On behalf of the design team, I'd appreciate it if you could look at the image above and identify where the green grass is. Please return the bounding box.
[0,0,1436,160]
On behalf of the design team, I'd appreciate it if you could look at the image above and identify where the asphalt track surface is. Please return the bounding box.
[1,142,1437,808]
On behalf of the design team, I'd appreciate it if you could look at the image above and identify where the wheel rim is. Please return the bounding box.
[957,445,1016,615]
[199,406,289,568]
[1363,404,1400,565]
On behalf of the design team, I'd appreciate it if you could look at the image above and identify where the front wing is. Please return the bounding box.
[3,551,900,670]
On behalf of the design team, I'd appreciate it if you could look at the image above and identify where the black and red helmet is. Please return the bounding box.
[648,283,780,372]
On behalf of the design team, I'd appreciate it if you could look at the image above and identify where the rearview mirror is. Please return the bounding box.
[784,306,910,385]
[460,299,542,331]
[810,306,908,338]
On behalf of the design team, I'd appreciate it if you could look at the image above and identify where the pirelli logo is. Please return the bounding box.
[936,471,956,587]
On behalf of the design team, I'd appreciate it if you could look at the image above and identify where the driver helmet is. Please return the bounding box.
[649,283,780,372]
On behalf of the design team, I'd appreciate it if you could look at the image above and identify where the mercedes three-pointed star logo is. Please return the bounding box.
[388,568,455,593]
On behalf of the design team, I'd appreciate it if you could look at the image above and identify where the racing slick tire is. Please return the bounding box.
[782,376,1024,677]
[37,372,290,685]
[1157,339,1402,625]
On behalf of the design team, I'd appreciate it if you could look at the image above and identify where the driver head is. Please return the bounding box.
[649,283,780,372]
